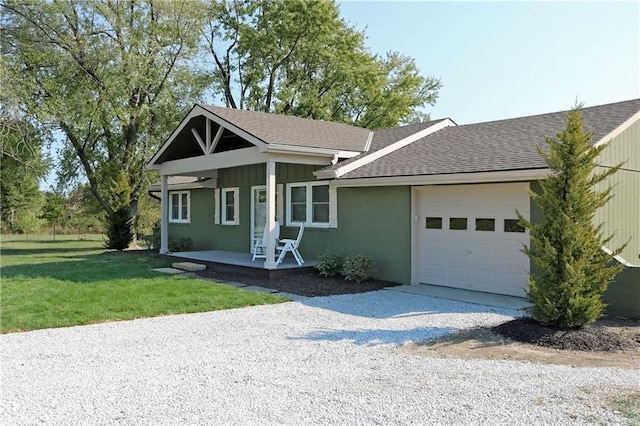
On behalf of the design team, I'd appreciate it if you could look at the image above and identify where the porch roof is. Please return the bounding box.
[148,104,372,168]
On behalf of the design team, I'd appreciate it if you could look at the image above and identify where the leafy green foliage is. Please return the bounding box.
[204,0,441,128]
[2,1,209,231]
[105,206,133,251]
[0,238,287,333]
[342,254,376,283]
[0,117,50,232]
[517,107,625,328]
[104,172,133,250]
[169,237,193,253]
[39,192,66,240]
[315,251,343,277]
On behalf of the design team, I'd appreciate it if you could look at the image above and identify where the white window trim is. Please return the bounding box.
[286,181,331,228]
[169,191,190,223]
[221,187,239,225]
[214,189,220,224]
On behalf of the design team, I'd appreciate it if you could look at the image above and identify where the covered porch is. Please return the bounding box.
[147,104,353,270]
[166,250,317,279]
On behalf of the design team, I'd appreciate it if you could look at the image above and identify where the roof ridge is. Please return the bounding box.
[199,104,366,130]
[457,98,640,127]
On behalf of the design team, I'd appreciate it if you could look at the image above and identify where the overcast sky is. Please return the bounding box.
[339,0,640,124]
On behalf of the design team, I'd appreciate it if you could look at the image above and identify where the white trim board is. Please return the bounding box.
[148,104,364,169]
[593,109,640,148]
[314,118,456,179]
[332,169,551,188]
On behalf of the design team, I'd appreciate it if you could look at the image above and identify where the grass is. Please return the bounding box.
[611,390,640,425]
[0,237,288,333]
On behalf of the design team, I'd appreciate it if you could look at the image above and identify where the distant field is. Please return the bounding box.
[0,239,287,333]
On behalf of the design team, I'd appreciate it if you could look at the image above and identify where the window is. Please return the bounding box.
[476,218,495,231]
[425,217,442,229]
[169,191,190,223]
[504,219,525,233]
[221,187,239,225]
[449,217,467,230]
[286,182,330,227]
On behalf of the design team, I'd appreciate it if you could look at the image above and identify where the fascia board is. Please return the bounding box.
[593,109,640,148]
[601,246,639,268]
[332,168,551,187]
[317,118,457,179]
[148,180,217,193]
[147,104,199,168]
[147,104,270,168]
[265,143,360,158]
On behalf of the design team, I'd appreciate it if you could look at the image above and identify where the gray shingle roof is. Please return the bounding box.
[200,104,372,152]
[319,119,448,172]
[339,99,640,179]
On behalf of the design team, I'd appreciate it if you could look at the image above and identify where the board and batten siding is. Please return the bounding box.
[593,118,640,267]
[326,186,412,284]
[594,118,640,317]
[168,163,323,253]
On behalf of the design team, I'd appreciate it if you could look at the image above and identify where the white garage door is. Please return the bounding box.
[415,183,530,297]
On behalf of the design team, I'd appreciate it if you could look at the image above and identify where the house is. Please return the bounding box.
[148,99,640,317]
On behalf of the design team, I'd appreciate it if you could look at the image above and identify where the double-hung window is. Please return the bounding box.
[169,191,190,223]
[286,182,330,228]
[221,187,239,225]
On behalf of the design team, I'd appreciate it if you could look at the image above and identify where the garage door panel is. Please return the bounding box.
[422,264,443,282]
[474,243,496,258]
[447,241,470,256]
[416,183,530,296]
[445,266,468,284]
[474,269,497,286]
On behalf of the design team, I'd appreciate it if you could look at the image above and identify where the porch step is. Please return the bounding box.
[152,267,186,274]
[172,262,207,272]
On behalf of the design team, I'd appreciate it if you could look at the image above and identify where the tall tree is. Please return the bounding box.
[40,192,65,240]
[517,107,625,328]
[0,116,49,232]
[204,0,441,128]
[2,0,209,235]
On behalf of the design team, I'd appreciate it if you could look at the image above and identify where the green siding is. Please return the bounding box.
[168,189,218,250]
[604,266,640,318]
[593,119,640,267]
[169,163,324,253]
[530,181,640,317]
[293,186,412,283]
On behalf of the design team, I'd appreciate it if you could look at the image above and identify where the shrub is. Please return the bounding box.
[142,222,161,250]
[104,206,133,250]
[169,237,193,252]
[315,252,343,277]
[342,254,375,283]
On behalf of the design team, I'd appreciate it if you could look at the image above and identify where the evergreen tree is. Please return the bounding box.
[517,107,625,328]
[104,172,133,250]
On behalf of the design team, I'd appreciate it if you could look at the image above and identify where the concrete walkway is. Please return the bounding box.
[390,284,532,311]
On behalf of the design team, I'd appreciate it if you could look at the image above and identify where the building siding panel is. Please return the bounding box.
[593,119,640,266]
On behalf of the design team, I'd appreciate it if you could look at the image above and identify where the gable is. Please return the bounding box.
[148,104,371,169]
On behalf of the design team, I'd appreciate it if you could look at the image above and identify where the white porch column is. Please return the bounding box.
[264,159,277,269]
[160,174,169,254]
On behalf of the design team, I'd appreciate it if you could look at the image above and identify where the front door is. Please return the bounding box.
[251,186,267,253]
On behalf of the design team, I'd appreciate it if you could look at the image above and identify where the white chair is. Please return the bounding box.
[276,224,305,265]
[252,222,280,261]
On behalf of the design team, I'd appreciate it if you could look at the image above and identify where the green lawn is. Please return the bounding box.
[0,237,287,333]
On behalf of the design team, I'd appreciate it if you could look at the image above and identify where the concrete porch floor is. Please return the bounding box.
[390,284,532,311]
[167,250,316,273]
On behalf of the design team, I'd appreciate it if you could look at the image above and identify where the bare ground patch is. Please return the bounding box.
[405,316,640,369]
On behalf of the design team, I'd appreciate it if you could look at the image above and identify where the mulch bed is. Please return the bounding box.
[492,317,640,351]
[193,268,400,297]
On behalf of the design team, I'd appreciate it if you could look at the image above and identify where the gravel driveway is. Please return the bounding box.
[2,290,638,425]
